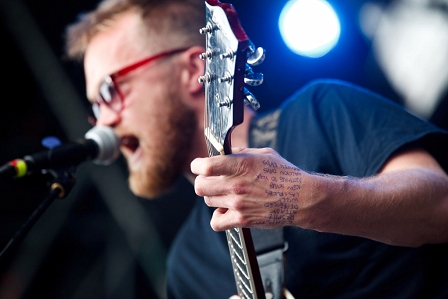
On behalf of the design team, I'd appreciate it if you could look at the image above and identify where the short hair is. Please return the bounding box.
[64,0,205,61]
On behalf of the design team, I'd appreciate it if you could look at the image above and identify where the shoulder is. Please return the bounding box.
[281,79,400,111]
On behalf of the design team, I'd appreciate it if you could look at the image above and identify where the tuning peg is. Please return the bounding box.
[198,73,212,84]
[247,40,266,66]
[244,72,263,86]
[244,87,260,110]
[220,50,234,60]
[218,72,233,84]
[199,49,214,60]
[199,23,214,35]
[244,64,264,86]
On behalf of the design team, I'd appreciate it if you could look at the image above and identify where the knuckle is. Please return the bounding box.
[257,147,277,156]
[230,182,246,195]
[232,197,246,210]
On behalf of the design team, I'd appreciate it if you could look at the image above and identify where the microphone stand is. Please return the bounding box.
[0,166,77,272]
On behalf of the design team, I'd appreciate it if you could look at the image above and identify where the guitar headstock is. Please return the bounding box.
[199,0,265,156]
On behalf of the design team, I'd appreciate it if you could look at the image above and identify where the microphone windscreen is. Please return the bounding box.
[84,126,120,165]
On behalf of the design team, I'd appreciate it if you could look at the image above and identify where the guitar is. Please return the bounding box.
[198,1,267,298]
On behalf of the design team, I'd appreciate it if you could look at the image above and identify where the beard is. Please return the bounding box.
[128,90,197,199]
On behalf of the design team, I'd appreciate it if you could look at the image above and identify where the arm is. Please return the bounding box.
[191,146,448,247]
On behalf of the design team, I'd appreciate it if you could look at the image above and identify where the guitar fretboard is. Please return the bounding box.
[205,137,265,299]
[226,227,260,299]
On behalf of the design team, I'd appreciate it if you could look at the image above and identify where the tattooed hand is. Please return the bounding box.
[191,147,304,231]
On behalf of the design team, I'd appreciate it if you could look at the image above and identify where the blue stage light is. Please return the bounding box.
[279,0,341,58]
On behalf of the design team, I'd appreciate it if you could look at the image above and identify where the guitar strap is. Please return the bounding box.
[251,228,285,299]
[249,109,286,299]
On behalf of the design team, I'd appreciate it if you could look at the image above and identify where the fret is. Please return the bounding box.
[231,245,246,269]
[229,227,243,248]
[205,127,224,156]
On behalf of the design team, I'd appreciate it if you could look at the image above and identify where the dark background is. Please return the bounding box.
[0,0,447,298]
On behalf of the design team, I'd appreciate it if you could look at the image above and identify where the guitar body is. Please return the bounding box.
[199,1,267,298]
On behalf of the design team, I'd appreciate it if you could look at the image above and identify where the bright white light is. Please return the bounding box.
[279,0,341,58]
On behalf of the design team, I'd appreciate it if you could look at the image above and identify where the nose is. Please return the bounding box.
[95,104,121,127]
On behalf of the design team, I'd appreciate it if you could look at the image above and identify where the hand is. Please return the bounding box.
[191,147,304,231]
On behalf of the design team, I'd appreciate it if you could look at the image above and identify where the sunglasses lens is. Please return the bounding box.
[93,79,123,122]
[100,81,114,103]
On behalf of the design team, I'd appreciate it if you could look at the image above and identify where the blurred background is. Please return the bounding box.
[0,0,447,298]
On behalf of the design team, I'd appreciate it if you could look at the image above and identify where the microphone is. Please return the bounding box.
[0,126,120,179]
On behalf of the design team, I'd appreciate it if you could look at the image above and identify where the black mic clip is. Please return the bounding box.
[2,136,77,198]
[42,163,77,200]
[40,137,77,199]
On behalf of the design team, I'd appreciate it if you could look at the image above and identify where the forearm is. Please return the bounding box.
[308,168,448,247]
[192,147,448,247]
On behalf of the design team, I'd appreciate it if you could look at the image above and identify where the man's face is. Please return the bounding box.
[84,11,197,198]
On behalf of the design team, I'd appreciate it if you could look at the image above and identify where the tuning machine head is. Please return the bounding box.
[243,40,264,110]
[244,64,263,86]
[247,40,266,66]
[244,87,260,110]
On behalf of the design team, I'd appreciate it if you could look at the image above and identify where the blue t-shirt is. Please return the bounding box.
[167,80,448,299]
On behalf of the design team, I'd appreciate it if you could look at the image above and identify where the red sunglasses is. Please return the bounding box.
[89,47,189,124]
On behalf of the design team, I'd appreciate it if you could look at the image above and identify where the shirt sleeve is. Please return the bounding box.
[275,79,448,176]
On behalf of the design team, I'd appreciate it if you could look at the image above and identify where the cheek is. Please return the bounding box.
[122,81,167,120]
[121,69,184,129]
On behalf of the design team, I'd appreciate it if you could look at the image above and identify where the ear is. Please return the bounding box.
[179,46,205,96]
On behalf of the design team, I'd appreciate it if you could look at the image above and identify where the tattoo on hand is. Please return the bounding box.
[256,160,302,226]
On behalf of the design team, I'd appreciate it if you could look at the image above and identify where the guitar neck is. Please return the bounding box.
[226,227,266,299]
[201,1,267,298]
[205,138,265,299]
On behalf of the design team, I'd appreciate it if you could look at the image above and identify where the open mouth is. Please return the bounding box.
[121,135,140,153]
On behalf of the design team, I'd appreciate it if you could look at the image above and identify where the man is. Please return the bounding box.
[64,0,448,298]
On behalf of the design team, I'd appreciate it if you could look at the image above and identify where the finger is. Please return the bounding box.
[203,196,229,208]
[191,147,279,176]
[190,157,206,175]
[211,207,237,231]
[194,175,231,197]
[211,206,260,231]
[190,156,224,176]
[191,155,245,177]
